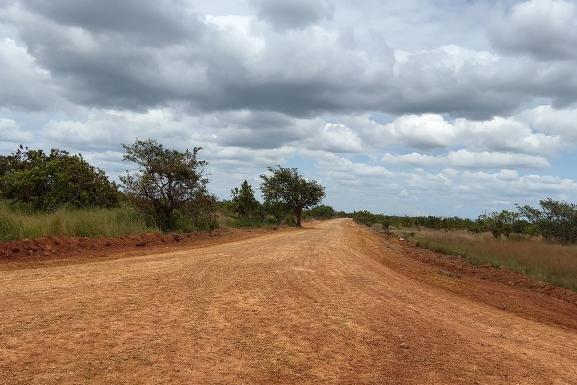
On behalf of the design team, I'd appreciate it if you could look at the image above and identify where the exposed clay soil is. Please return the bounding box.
[1,219,577,385]
[0,227,286,271]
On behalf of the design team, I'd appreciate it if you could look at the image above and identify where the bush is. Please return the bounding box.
[304,205,335,220]
[0,146,119,210]
[351,210,390,228]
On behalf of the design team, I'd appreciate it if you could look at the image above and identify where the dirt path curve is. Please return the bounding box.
[1,219,577,385]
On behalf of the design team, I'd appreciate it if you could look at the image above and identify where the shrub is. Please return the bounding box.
[304,205,336,220]
[0,146,119,210]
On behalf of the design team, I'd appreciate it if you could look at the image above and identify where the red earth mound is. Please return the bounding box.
[0,227,280,270]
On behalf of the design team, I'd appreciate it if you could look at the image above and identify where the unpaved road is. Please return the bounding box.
[1,219,577,384]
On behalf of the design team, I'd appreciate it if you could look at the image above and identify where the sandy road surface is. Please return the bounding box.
[1,219,577,384]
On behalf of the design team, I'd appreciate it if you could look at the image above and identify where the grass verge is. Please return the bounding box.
[410,229,577,292]
[0,202,155,241]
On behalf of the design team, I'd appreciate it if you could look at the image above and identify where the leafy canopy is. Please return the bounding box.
[260,166,325,226]
[121,139,214,230]
[517,198,577,243]
[0,146,119,210]
[305,205,336,220]
[231,180,261,219]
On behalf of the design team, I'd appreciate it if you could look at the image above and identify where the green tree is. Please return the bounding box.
[0,146,119,210]
[262,200,291,225]
[121,139,215,230]
[260,166,325,227]
[304,204,336,220]
[478,210,519,239]
[517,198,577,243]
[231,180,261,219]
[351,210,390,228]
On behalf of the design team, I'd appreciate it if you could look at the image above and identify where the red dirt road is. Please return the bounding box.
[1,219,577,384]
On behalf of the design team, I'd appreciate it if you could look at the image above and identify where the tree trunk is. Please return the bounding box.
[295,207,303,227]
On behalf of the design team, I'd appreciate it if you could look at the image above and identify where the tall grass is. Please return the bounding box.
[412,229,577,292]
[0,201,156,241]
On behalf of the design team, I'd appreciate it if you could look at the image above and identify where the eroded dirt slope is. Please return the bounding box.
[1,219,576,384]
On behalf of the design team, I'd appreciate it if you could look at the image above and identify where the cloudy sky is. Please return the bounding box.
[1,0,577,216]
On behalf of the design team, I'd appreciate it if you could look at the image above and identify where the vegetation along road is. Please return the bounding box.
[2,219,577,384]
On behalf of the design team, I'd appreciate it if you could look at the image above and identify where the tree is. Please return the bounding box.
[0,146,119,210]
[262,199,291,225]
[260,166,325,227]
[477,210,520,238]
[517,198,577,243]
[304,204,336,220]
[120,139,214,230]
[230,180,261,219]
[351,210,390,228]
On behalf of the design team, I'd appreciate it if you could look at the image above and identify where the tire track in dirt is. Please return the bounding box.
[1,219,576,384]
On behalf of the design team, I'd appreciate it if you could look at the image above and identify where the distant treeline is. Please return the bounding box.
[348,210,475,231]
[348,199,577,244]
[0,141,325,238]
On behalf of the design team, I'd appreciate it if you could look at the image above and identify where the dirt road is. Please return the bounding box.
[2,219,577,384]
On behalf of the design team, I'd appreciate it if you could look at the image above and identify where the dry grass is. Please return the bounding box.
[412,229,577,292]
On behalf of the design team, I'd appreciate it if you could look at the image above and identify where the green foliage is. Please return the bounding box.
[477,210,522,238]
[351,210,390,227]
[472,199,577,242]
[262,200,292,225]
[0,146,119,210]
[230,180,261,219]
[349,211,476,231]
[517,198,577,243]
[182,191,219,232]
[216,194,292,229]
[0,201,153,242]
[350,198,577,245]
[121,139,217,231]
[260,166,325,227]
[304,205,336,220]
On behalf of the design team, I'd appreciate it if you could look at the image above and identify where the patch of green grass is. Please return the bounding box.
[217,214,279,229]
[0,201,156,241]
[412,230,577,292]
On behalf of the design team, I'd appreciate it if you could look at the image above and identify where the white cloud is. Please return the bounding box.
[382,114,456,149]
[382,150,550,169]
[0,118,33,142]
[309,123,363,153]
[519,105,577,141]
[361,112,560,155]
[491,0,577,61]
